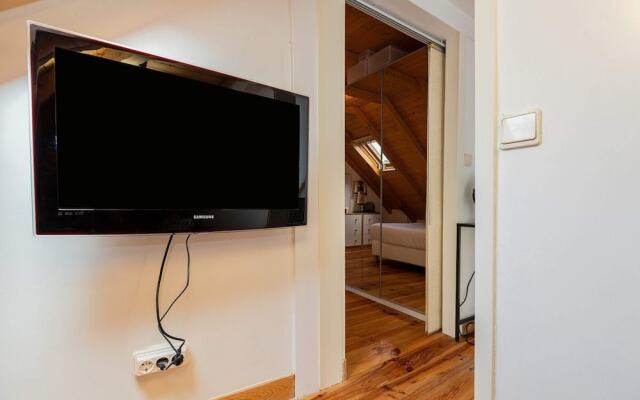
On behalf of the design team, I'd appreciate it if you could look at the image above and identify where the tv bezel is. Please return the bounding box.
[28,22,309,235]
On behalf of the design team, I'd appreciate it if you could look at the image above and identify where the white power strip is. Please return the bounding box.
[133,343,189,376]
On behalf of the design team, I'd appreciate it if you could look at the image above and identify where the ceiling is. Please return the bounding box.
[447,0,474,17]
[362,0,474,40]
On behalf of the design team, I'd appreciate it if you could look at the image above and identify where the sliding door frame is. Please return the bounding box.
[345,0,444,330]
[426,44,446,334]
[315,2,497,400]
[473,1,498,399]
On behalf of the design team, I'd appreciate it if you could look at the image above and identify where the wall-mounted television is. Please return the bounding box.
[28,23,309,235]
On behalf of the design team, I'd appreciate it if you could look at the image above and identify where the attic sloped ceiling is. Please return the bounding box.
[345,40,428,221]
[345,4,428,221]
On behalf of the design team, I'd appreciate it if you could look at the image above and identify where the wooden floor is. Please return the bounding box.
[346,246,425,312]
[306,292,474,400]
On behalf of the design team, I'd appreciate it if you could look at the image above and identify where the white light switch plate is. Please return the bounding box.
[500,110,541,149]
[464,153,473,167]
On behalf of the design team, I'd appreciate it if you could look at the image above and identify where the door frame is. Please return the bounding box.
[314,1,498,399]
[427,45,445,334]
[345,0,446,331]
[473,0,498,399]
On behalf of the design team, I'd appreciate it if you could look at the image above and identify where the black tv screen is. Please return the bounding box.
[29,24,308,235]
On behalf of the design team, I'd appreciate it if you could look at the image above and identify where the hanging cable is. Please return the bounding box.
[155,234,192,370]
[459,271,475,308]
[161,234,192,322]
[458,270,476,345]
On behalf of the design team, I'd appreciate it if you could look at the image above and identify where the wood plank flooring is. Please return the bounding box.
[306,292,474,400]
[346,246,425,312]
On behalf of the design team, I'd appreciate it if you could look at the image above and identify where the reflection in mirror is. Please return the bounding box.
[344,69,382,295]
[36,34,282,113]
[379,48,428,313]
[343,2,428,317]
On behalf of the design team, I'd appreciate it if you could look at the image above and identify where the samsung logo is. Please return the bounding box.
[193,214,215,220]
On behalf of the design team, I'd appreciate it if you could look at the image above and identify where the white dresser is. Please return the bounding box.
[345,213,381,247]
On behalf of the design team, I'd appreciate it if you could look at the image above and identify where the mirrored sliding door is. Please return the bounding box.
[379,49,428,314]
[344,70,382,295]
[344,3,441,321]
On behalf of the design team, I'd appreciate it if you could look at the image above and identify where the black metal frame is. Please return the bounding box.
[455,223,475,342]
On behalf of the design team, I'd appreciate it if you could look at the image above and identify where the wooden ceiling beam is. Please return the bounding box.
[381,174,417,220]
[347,96,427,164]
[348,106,426,202]
[376,172,419,221]
[345,86,381,104]
[346,50,359,67]
[383,96,427,160]
[384,67,425,89]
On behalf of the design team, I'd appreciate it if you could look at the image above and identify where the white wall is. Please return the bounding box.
[447,0,474,17]
[457,226,475,319]
[495,0,640,399]
[291,1,321,395]
[458,34,475,223]
[472,0,497,397]
[445,32,476,336]
[0,1,320,399]
[408,0,473,38]
[316,0,345,389]
[368,0,473,40]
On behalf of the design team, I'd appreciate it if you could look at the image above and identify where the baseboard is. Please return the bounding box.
[213,375,295,400]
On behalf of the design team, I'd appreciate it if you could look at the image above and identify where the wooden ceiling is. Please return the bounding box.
[345,5,424,61]
[345,5,428,221]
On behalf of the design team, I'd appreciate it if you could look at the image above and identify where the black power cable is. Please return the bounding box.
[155,234,192,370]
[458,270,476,345]
[161,234,192,322]
[459,271,475,308]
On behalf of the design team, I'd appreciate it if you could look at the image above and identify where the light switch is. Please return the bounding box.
[464,153,473,166]
[500,110,541,149]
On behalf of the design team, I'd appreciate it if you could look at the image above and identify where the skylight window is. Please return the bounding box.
[353,138,394,173]
[366,140,391,168]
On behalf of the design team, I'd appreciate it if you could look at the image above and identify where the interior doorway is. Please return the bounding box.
[343,2,433,321]
[337,1,475,393]
[311,0,479,396]
[341,0,450,376]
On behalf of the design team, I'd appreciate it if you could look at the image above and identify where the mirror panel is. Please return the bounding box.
[345,70,383,295]
[379,50,428,313]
